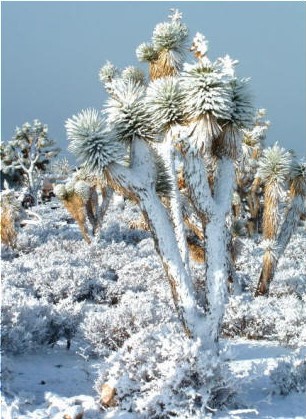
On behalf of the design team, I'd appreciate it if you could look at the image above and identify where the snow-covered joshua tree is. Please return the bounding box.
[1,120,60,202]
[255,160,306,296]
[66,11,255,348]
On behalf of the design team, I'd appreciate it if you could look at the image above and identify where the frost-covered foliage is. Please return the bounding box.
[1,120,60,198]
[146,77,185,131]
[1,194,306,415]
[257,143,292,186]
[51,157,73,177]
[105,79,155,142]
[180,62,233,122]
[66,109,125,173]
[121,66,146,85]
[136,42,158,63]
[270,357,306,395]
[223,230,306,347]
[152,17,188,53]
[96,324,234,417]
[99,60,119,84]
[1,287,82,354]
[222,294,306,347]
[81,291,170,356]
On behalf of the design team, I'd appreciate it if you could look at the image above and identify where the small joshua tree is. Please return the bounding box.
[235,109,270,236]
[255,160,306,296]
[1,120,60,203]
[54,166,111,243]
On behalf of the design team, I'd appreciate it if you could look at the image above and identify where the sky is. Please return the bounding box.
[1,1,306,160]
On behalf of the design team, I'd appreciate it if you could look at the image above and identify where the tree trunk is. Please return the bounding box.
[262,181,280,240]
[98,186,113,223]
[203,158,235,344]
[247,177,261,236]
[204,216,229,345]
[159,129,190,271]
[86,187,100,235]
[107,137,203,339]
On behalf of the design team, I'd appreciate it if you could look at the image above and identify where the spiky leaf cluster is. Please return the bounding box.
[54,179,91,202]
[289,161,306,197]
[154,154,173,197]
[99,61,119,84]
[180,63,233,121]
[215,55,239,78]
[191,32,209,59]
[229,79,255,128]
[105,80,155,142]
[73,180,92,201]
[54,183,69,200]
[257,144,292,185]
[152,20,188,53]
[51,158,72,177]
[136,43,158,63]
[66,109,125,174]
[145,77,185,132]
[74,166,98,186]
[121,66,146,85]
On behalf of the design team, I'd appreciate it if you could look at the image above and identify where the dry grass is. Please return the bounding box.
[187,238,205,263]
[0,204,18,248]
[149,50,177,80]
[128,216,150,231]
[62,193,91,244]
[255,249,276,296]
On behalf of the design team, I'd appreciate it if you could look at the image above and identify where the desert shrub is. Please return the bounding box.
[222,294,306,347]
[2,237,125,305]
[81,291,171,356]
[270,356,306,395]
[1,287,83,354]
[95,324,235,418]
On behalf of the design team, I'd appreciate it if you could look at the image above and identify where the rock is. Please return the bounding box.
[62,405,84,419]
[100,383,117,407]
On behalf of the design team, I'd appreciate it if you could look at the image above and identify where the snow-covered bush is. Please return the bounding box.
[1,287,83,354]
[81,291,167,355]
[222,294,306,347]
[270,356,306,395]
[95,324,235,417]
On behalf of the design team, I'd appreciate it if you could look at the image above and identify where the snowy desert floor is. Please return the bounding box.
[1,196,306,418]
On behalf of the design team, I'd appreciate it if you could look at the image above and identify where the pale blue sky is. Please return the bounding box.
[2,1,306,159]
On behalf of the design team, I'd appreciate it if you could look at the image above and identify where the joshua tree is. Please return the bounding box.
[54,166,111,243]
[0,182,42,248]
[255,160,306,296]
[65,10,255,349]
[253,144,292,297]
[1,120,60,203]
[235,109,270,236]
[257,144,292,241]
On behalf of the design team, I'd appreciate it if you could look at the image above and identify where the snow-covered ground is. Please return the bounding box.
[1,196,306,418]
